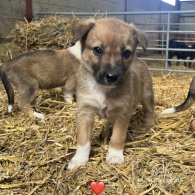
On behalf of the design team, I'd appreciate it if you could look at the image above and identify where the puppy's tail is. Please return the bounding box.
[161,77,195,114]
[0,65,14,112]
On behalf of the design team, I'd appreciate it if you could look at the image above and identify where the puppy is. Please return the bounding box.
[162,77,195,114]
[68,18,154,169]
[0,42,81,118]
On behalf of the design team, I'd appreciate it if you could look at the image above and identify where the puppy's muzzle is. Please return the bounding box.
[95,69,123,86]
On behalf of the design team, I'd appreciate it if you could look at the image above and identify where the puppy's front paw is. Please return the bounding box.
[106,147,124,164]
[68,156,88,169]
[106,155,124,164]
[68,142,90,169]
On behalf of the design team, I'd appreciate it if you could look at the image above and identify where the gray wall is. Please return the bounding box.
[0,0,25,37]
[126,0,161,27]
[179,1,195,31]
[33,0,124,13]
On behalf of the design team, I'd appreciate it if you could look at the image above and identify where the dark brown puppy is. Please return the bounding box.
[0,42,81,118]
[162,77,195,114]
[68,18,154,169]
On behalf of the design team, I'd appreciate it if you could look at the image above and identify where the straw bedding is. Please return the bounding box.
[0,17,195,195]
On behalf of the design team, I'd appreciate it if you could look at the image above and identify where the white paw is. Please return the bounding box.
[63,91,74,104]
[33,111,45,119]
[64,96,74,104]
[8,104,13,113]
[68,142,90,169]
[161,107,175,114]
[68,156,89,169]
[106,147,124,164]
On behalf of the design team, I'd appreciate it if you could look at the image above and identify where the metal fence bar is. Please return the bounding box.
[149,67,195,73]
[136,23,195,26]
[35,10,195,17]
[145,30,195,33]
[165,13,170,71]
[138,48,195,51]
[152,40,195,43]
[140,58,195,62]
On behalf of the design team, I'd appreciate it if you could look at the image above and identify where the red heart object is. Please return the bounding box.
[90,181,105,195]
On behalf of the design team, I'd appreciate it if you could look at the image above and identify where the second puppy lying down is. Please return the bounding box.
[0,42,81,118]
[162,77,195,114]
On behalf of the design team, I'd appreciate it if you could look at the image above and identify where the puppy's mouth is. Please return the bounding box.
[94,70,124,87]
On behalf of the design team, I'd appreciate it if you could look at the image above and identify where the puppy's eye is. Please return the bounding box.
[122,49,132,59]
[93,47,103,56]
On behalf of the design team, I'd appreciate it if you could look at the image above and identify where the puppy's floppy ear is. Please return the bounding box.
[73,19,95,42]
[131,25,148,51]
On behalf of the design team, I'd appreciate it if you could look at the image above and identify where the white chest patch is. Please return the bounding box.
[92,89,107,113]
[68,41,82,60]
[90,86,107,110]
[81,78,108,114]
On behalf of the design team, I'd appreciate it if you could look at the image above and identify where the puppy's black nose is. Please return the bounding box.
[105,72,120,84]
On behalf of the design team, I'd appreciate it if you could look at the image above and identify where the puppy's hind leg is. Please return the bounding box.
[0,66,15,113]
[142,80,155,127]
[18,80,44,119]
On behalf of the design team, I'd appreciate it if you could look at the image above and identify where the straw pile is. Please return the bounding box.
[0,71,194,194]
[0,16,79,64]
[11,16,80,50]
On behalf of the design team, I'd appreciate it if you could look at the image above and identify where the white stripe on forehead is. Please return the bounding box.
[110,57,115,68]
[110,22,116,33]
[124,45,133,51]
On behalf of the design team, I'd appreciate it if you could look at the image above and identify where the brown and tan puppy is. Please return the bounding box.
[0,42,81,118]
[68,18,154,169]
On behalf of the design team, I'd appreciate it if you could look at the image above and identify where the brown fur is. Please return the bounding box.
[68,18,154,168]
[0,48,80,116]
